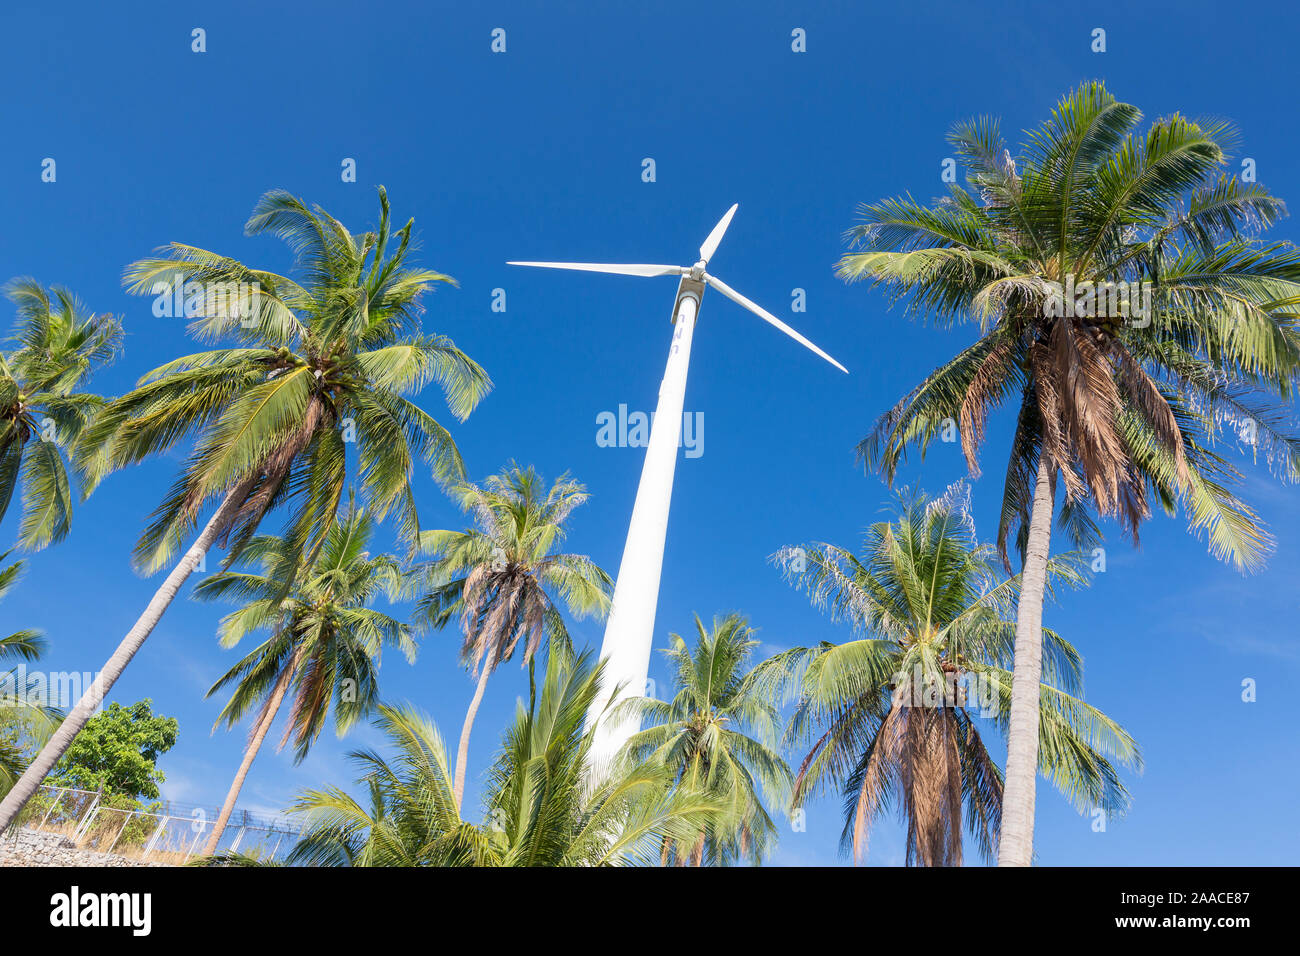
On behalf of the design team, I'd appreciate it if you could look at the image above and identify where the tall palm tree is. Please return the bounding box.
[0,553,58,796]
[0,187,490,828]
[768,487,1140,865]
[0,279,121,549]
[192,503,414,855]
[837,82,1300,863]
[619,613,792,866]
[284,647,718,866]
[414,464,612,808]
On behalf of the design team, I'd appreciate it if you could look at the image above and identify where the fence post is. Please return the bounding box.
[183,825,206,864]
[142,815,168,861]
[105,808,138,854]
[71,793,102,846]
[37,786,64,831]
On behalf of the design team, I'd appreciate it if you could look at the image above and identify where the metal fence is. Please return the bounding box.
[11,785,301,865]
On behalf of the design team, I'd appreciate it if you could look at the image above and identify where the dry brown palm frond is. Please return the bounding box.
[490,582,525,664]
[1111,346,1188,484]
[1029,341,1085,502]
[958,336,1015,477]
[943,708,964,866]
[1051,320,1128,513]
[519,584,548,663]
[246,645,297,748]
[459,565,493,671]
[204,395,328,545]
[280,643,331,751]
[851,701,904,865]
[1115,463,1150,542]
[901,705,962,866]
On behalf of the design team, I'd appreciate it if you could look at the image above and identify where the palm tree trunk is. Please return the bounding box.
[690,832,705,866]
[452,664,494,810]
[200,652,299,857]
[997,453,1055,867]
[0,482,252,830]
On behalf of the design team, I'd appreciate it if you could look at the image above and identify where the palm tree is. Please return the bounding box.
[192,502,414,856]
[0,554,58,796]
[837,82,1300,863]
[0,187,490,829]
[285,647,718,866]
[0,279,121,549]
[768,486,1140,865]
[282,705,477,866]
[619,613,792,865]
[413,464,612,808]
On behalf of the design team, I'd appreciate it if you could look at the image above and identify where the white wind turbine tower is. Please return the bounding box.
[509,204,847,773]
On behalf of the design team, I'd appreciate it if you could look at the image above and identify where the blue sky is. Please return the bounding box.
[2,0,1297,865]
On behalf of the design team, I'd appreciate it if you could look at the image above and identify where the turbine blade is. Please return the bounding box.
[507,261,683,278]
[705,273,848,374]
[699,204,738,264]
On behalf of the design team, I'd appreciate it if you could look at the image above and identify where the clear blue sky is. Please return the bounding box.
[2,0,1296,865]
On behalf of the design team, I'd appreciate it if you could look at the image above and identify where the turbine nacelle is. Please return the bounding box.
[507,204,849,374]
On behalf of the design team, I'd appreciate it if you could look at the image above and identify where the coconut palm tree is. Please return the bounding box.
[192,502,414,856]
[0,279,121,549]
[768,486,1140,866]
[0,187,490,829]
[279,704,478,866]
[284,647,718,866]
[618,613,792,865]
[837,82,1300,863]
[413,464,612,808]
[0,554,59,796]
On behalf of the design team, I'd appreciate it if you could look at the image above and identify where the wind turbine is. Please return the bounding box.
[509,204,847,772]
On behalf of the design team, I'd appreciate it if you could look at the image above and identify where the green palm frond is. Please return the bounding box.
[413,464,612,678]
[846,81,1300,571]
[282,650,723,866]
[93,186,489,574]
[620,613,793,865]
[771,487,1138,864]
[0,279,120,549]
[194,501,416,762]
[1,551,58,797]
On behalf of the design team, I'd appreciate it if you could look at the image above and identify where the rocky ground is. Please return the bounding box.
[0,828,167,867]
